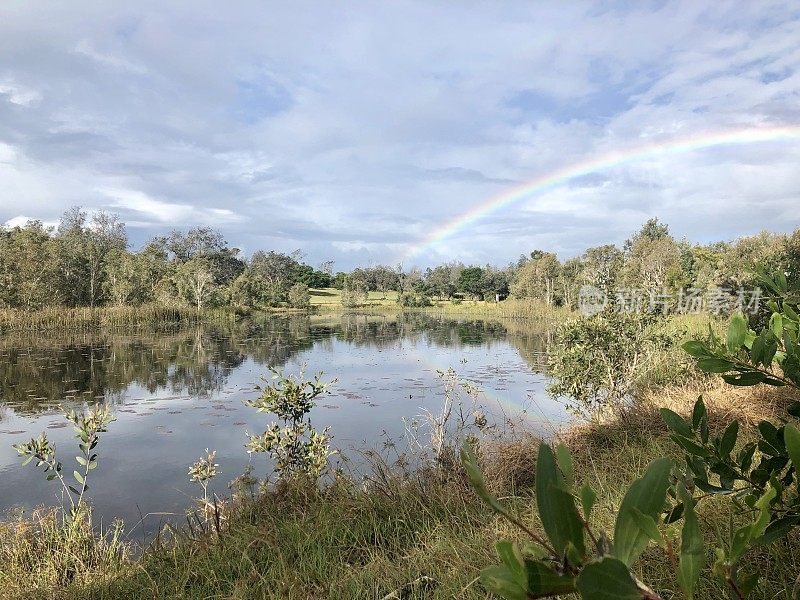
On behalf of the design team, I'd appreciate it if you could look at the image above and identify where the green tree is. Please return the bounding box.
[511,251,561,305]
[288,283,310,309]
[173,257,218,310]
[582,244,623,293]
[458,266,484,299]
[622,219,682,290]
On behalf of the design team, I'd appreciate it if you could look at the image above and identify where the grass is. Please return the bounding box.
[310,287,403,310]
[309,287,576,322]
[3,380,800,599]
[0,304,241,332]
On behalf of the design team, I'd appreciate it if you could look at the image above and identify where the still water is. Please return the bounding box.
[0,313,568,534]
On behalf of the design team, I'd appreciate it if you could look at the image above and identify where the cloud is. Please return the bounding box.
[0,1,798,268]
[102,188,244,226]
[0,78,41,106]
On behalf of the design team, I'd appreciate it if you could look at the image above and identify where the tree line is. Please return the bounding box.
[2,208,799,311]
[0,207,331,310]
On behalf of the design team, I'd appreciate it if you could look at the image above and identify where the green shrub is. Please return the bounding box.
[547,310,672,419]
[287,282,311,309]
[466,267,800,599]
[244,369,336,483]
[396,291,432,307]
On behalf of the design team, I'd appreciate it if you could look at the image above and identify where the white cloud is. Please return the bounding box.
[0,2,798,267]
[102,188,243,226]
[4,215,58,229]
[0,78,41,106]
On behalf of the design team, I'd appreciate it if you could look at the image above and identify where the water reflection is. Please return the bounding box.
[0,313,565,530]
[0,314,553,417]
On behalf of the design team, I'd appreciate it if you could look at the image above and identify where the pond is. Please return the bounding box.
[0,312,569,535]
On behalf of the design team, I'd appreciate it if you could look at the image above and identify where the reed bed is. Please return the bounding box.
[0,304,240,333]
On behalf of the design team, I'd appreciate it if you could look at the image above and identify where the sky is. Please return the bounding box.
[1,1,799,270]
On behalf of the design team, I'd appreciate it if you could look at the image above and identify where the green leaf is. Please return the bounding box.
[771,312,784,340]
[763,341,778,367]
[784,424,800,474]
[754,515,800,545]
[737,442,757,471]
[727,313,747,353]
[496,541,526,588]
[751,333,765,365]
[660,408,693,438]
[575,557,641,600]
[479,565,527,600]
[720,421,739,457]
[784,302,800,323]
[536,443,585,558]
[555,443,574,490]
[613,458,672,566]
[525,561,576,596]
[460,441,510,518]
[683,340,712,358]
[630,508,662,546]
[580,483,597,521]
[73,470,84,485]
[722,371,766,386]
[691,397,707,431]
[671,435,711,458]
[677,485,703,600]
[696,358,735,373]
[737,571,760,597]
[76,456,87,466]
[788,401,800,419]
[664,503,684,524]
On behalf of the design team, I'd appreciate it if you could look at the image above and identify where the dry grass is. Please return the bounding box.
[0,305,240,332]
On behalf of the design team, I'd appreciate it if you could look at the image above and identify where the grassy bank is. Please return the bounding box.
[2,379,799,599]
[0,305,243,333]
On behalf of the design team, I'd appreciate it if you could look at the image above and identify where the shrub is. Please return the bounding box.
[463,266,800,599]
[547,310,671,420]
[396,291,432,307]
[288,282,311,309]
[341,276,368,308]
[14,403,115,519]
[244,369,336,482]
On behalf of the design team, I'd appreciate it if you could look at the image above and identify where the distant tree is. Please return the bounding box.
[174,257,218,310]
[582,244,624,293]
[229,268,270,308]
[55,207,91,306]
[331,272,347,290]
[622,217,669,252]
[559,257,583,309]
[511,251,561,305]
[341,275,368,307]
[53,208,127,307]
[288,283,311,309]
[622,220,681,289]
[480,267,509,300]
[425,262,463,299]
[166,227,227,262]
[84,211,128,307]
[0,220,61,309]
[458,267,484,299]
[104,249,149,306]
[370,265,400,298]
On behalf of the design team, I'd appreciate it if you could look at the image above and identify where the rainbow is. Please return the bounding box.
[400,125,800,264]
